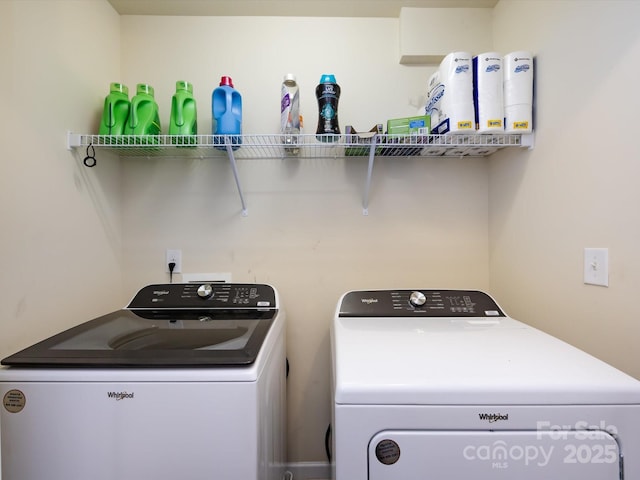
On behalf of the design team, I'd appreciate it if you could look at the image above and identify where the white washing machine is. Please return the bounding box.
[331,289,640,480]
[0,283,286,480]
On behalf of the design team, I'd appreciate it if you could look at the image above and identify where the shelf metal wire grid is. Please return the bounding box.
[68,133,527,159]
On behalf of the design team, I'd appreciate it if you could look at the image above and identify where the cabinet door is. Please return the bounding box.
[369,429,620,480]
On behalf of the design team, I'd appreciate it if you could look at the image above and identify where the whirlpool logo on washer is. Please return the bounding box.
[361,298,379,304]
[107,391,135,401]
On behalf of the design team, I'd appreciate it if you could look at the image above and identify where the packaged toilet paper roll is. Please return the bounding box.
[503,51,533,133]
[473,52,504,133]
[425,70,442,127]
[426,52,476,135]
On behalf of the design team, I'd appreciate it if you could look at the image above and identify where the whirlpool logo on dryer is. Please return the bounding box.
[479,413,509,423]
[107,391,135,401]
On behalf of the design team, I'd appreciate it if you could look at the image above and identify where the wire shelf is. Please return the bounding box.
[68,133,531,159]
[67,131,533,215]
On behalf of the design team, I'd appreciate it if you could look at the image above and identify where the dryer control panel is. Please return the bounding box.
[338,290,505,317]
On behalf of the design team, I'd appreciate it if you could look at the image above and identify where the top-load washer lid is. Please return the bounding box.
[1,283,278,367]
[332,289,640,405]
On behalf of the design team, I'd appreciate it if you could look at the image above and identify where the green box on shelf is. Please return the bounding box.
[384,115,430,156]
[345,124,384,156]
[386,115,430,136]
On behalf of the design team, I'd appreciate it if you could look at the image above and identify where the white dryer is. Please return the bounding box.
[331,289,640,480]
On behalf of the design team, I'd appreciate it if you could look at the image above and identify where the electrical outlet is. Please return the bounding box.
[584,248,608,287]
[166,249,182,273]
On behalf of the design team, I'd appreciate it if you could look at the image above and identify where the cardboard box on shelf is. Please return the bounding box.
[384,115,430,156]
[386,115,430,136]
[345,124,383,156]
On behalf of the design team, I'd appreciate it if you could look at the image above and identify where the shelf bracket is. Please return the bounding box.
[362,134,378,215]
[67,131,82,150]
[225,139,248,216]
[521,132,535,150]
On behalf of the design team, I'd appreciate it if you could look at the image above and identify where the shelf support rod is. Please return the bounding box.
[225,138,248,216]
[362,134,378,216]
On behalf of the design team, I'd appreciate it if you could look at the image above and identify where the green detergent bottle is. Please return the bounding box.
[98,83,130,142]
[125,83,161,144]
[169,81,197,145]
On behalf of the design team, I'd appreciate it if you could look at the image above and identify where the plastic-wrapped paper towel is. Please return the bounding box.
[473,52,504,133]
[424,71,442,126]
[503,51,534,133]
[425,52,476,135]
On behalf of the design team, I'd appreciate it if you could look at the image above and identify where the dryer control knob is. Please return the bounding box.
[409,291,427,307]
[197,284,214,299]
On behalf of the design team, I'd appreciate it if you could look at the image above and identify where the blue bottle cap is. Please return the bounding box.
[320,74,336,84]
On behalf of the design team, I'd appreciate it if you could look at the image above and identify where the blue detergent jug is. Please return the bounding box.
[212,76,242,150]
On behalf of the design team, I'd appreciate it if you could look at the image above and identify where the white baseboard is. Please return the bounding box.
[285,461,331,480]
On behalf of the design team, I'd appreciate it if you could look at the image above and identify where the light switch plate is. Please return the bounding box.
[584,248,608,287]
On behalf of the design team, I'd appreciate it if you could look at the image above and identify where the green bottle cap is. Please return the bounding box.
[110,82,128,95]
[176,81,193,93]
[136,84,154,97]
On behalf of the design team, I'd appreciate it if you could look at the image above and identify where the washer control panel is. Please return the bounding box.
[339,290,505,317]
[127,283,276,309]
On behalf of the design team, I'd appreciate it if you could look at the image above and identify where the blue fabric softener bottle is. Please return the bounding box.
[212,76,242,150]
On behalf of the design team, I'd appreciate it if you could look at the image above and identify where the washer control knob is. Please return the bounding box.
[409,291,427,307]
[197,284,214,299]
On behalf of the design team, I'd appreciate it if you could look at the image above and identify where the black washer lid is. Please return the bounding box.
[1,283,279,368]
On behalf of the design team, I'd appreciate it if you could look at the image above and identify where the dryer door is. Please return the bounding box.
[369,430,621,479]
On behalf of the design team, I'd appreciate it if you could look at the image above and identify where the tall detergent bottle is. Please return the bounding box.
[281,74,300,155]
[169,80,198,144]
[125,83,161,143]
[315,74,341,142]
[212,76,242,150]
[99,82,130,141]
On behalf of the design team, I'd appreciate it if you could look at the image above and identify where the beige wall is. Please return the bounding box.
[489,0,640,379]
[0,1,123,358]
[3,0,639,470]
[118,15,492,463]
